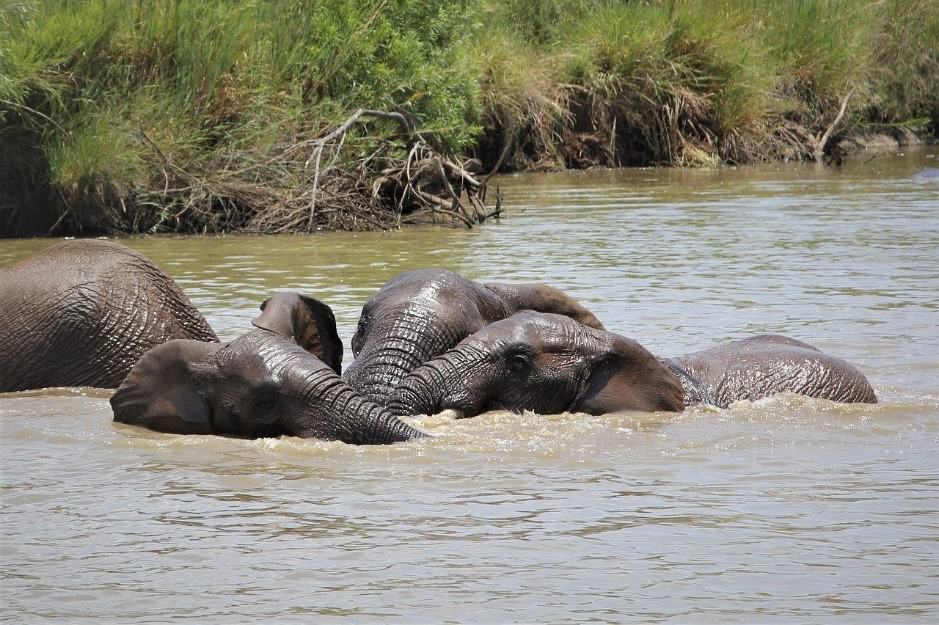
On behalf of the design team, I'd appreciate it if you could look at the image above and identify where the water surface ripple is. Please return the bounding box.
[2,150,938,623]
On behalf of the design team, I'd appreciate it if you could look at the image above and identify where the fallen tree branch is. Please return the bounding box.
[814,88,855,162]
[434,156,464,214]
[444,160,483,187]
[304,108,414,168]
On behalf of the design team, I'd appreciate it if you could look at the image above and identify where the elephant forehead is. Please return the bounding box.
[509,313,584,350]
[219,333,318,382]
[371,271,498,315]
[412,278,459,304]
[377,271,465,303]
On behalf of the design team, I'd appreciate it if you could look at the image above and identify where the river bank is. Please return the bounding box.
[2,0,937,237]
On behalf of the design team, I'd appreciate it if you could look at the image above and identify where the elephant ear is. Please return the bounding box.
[252,292,343,374]
[573,334,684,414]
[484,282,605,330]
[111,339,222,434]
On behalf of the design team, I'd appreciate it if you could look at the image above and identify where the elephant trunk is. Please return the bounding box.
[343,348,424,404]
[358,403,429,444]
[344,313,461,404]
[387,367,442,417]
[388,345,486,418]
[297,368,426,444]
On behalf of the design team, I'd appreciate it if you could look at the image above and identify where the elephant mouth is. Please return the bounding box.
[439,397,486,419]
[246,423,291,439]
[484,398,525,416]
[443,397,524,419]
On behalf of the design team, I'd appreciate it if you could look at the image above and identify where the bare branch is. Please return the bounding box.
[814,88,855,162]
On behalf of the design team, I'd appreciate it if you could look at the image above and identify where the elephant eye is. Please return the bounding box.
[253,387,280,408]
[507,351,531,373]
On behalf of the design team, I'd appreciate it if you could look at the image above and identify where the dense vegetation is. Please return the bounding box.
[2,0,937,236]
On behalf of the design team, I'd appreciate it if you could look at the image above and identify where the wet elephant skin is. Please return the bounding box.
[391,312,876,418]
[0,240,217,392]
[343,269,604,404]
[111,292,424,444]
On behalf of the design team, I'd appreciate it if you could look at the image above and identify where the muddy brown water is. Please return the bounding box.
[2,149,938,623]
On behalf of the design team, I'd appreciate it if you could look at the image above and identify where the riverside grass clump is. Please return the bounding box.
[0,0,488,235]
[1,0,937,236]
[475,0,939,169]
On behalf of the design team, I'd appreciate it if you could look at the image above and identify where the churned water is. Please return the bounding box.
[2,149,937,623]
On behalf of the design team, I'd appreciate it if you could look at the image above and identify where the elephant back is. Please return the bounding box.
[0,240,217,391]
[672,334,877,407]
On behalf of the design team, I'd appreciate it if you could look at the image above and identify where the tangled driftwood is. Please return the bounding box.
[349,108,500,229]
[134,108,500,234]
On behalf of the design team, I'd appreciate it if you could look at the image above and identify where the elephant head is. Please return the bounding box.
[344,269,604,404]
[389,311,684,418]
[111,292,424,444]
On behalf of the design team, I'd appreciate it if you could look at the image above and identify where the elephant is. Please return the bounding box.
[388,312,876,418]
[111,292,425,444]
[344,269,605,403]
[668,333,877,408]
[0,239,217,392]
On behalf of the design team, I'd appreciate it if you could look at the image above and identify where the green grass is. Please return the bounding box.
[1,0,482,234]
[557,0,779,164]
[1,0,937,235]
[472,0,938,166]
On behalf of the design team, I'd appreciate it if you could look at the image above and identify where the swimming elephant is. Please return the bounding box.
[669,334,877,408]
[0,239,217,392]
[389,312,876,418]
[111,292,425,444]
[344,269,604,403]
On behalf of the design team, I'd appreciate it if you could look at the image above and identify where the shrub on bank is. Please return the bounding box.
[1,0,937,236]
[1,0,480,235]
[474,0,939,168]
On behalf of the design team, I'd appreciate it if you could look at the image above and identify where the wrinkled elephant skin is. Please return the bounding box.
[344,269,604,403]
[1,240,217,392]
[390,312,684,418]
[391,313,876,418]
[111,292,424,444]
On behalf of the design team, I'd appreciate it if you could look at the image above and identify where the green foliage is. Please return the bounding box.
[759,0,875,104]
[869,0,939,126]
[502,0,938,164]
[1,0,937,235]
[1,0,483,234]
[557,1,778,163]
[482,0,597,45]
[462,22,570,169]
[259,0,481,150]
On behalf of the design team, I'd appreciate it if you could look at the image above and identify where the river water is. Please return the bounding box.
[2,149,938,623]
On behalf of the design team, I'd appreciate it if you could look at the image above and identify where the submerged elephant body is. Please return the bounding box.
[111,293,424,444]
[8,246,868,442]
[344,269,604,403]
[391,313,876,418]
[667,334,877,407]
[0,240,217,392]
